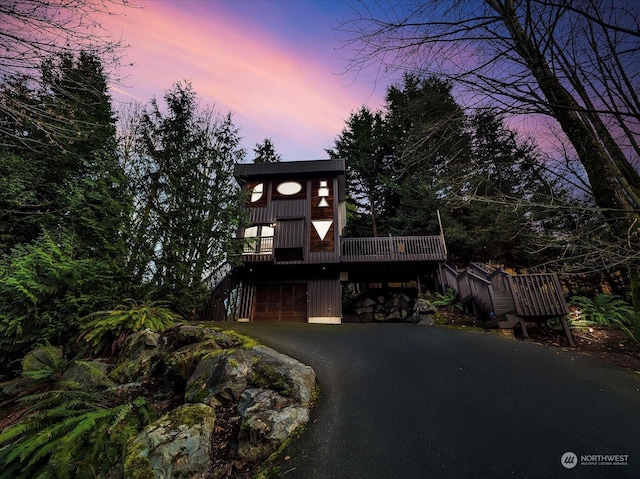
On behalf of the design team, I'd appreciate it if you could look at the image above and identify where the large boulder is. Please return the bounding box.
[124,403,216,479]
[237,388,310,461]
[110,329,167,383]
[250,345,316,404]
[184,348,255,405]
[182,341,317,463]
[407,298,438,325]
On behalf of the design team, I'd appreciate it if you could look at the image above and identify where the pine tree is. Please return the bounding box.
[253,138,282,163]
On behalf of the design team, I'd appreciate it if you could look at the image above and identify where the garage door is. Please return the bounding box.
[252,284,308,322]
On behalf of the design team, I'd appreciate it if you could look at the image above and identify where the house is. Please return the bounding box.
[223,158,448,323]
[201,157,573,345]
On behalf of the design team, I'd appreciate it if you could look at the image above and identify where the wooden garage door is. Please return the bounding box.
[252,284,308,322]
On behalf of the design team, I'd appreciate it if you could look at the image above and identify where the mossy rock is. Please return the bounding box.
[171,325,220,349]
[184,349,254,405]
[124,403,216,479]
[250,361,294,398]
[162,339,222,385]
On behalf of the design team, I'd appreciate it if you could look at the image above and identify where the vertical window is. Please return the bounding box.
[243,225,274,254]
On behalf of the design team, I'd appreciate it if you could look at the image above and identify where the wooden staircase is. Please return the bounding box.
[438,261,575,346]
[199,266,241,322]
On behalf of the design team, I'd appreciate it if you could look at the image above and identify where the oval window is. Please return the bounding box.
[277,181,302,196]
[250,183,264,203]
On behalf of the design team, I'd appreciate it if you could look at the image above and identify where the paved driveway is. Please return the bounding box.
[224,322,640,478]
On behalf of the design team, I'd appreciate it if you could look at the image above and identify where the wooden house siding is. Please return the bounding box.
[237,282,255,321]
[274,219,305,248]
[224,159,446,324]
[245,198,308,224]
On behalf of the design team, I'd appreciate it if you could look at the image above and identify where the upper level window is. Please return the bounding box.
[276,181,302,196]
[250,183,264,203]
[272,180,306,200]
[246,181,268,207]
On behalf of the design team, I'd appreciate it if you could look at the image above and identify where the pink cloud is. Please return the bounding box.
[100,1,386,159]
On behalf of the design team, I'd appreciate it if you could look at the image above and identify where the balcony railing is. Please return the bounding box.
[341,236,446,262]
[241,236,273,261]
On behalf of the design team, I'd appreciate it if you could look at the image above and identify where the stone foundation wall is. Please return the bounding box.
[348,289,416,322]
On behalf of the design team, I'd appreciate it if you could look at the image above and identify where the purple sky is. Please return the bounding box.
[102,0,393,161]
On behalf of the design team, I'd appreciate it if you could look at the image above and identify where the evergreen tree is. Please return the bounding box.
[123,81,246,316]
[328,106,391,236]
[0,52,128,360]
[383,75,469,236]
[440,110,559,266]
[331,75,565,269]
[253,138,282,163]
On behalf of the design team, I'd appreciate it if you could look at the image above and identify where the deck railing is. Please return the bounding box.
[241,236,273,262]
[507,274,569,317]
[341,235,446,262]
[438,262,568,319]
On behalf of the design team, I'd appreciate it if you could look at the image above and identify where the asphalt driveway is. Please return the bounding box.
[224,322,640,478]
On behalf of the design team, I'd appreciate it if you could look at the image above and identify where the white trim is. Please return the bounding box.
[308,316,342,324]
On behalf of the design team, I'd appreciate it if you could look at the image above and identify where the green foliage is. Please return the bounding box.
[254,137,282,163]
[569,294,638,343]
[0,376,154,479]
[21,343,66,381]
[80,299,181,355]
[432,288,464,311]
[0,231,116,360]
[331,73,564,269]
[328,105,392,236]
[0,52,129,365]
[122,81,247,316]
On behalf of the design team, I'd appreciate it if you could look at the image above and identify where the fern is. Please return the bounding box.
[569,294,638,343]
[21,343,66,381]
[0,373,155,479]
[0,231,118,360]
[432,288,464,311]
[80,299,181,355]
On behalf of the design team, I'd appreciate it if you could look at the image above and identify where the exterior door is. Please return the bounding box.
[252,284,308,322]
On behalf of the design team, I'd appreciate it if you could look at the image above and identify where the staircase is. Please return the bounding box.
[438,261,575,347]
[199,265,241,322]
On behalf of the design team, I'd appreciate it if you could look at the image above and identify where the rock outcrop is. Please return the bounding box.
[120,325,317,478]
[124,403,217,479]
[2,326,317,479]
[346,289,441,324]
[349,289,415,322]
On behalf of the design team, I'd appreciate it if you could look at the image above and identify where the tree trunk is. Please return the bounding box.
[494,0,640,308]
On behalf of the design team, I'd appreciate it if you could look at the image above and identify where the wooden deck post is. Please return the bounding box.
[559,315,576,347]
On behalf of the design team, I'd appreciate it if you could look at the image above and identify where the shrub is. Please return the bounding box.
[80,299,181,355]
[0,231,118,362]
[569,294,638,343]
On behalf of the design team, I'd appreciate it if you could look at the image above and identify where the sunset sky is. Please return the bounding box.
[101,0,392,161]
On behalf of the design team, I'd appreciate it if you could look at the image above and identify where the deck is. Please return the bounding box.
[240,235,447,263]
[341,236,447,262]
